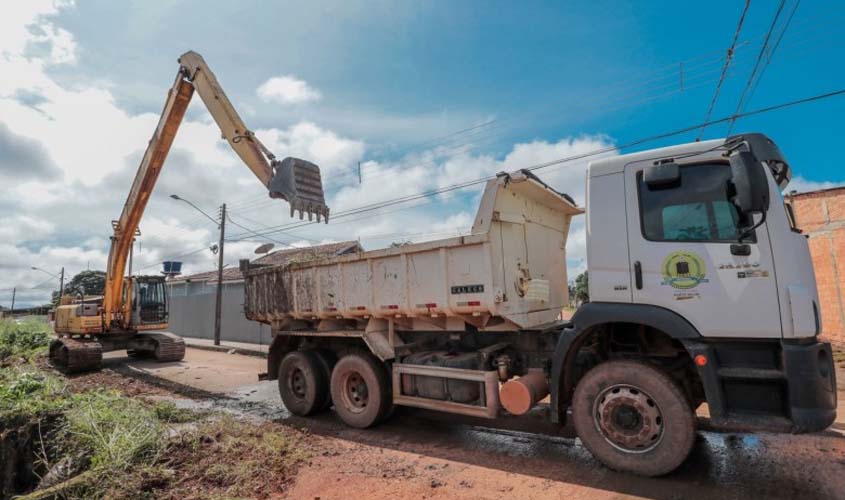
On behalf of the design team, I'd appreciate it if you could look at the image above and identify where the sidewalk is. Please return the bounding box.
[181,336,268,357]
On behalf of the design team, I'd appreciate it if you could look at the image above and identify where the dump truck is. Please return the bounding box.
[241,133,837,476]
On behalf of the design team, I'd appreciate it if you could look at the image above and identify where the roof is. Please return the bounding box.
[168,241,361,284]
[787,185,845,199]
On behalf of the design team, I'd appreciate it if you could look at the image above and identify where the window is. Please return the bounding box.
[638,163,751,242]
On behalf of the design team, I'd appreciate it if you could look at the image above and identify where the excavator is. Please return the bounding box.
[49,51,329,373]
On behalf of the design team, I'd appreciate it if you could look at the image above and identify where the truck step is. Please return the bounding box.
[716,367,785,380]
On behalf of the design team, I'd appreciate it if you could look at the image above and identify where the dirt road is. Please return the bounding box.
[102,348,845,500]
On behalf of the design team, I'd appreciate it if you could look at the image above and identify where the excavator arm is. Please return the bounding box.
[103,51,328,328]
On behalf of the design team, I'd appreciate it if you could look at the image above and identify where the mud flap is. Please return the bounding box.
[268,157,329,222]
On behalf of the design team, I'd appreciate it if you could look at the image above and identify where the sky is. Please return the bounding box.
[2,0,844,307]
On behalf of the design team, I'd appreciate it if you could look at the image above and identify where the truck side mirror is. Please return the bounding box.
[729,151,770,214]
[643,162,680,189]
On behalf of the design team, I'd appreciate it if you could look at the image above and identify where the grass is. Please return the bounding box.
[0,365,68,427]
[0,317,51,362]
[1,323,310,500]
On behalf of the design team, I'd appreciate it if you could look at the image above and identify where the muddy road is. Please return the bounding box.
[100,348,845,500]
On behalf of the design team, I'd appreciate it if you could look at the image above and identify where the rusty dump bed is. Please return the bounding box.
[243,170,583,332]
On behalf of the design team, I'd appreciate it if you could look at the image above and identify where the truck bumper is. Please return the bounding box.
[683,339,837,433]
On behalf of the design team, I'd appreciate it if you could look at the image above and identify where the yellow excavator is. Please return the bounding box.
[50,51,329,373]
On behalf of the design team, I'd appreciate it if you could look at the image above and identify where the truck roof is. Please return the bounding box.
[588,138,725,177]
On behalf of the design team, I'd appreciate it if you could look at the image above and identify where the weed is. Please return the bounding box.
[64,390,166,471]
[152,400,206,423]
[0,318,51,362]
[0,365,68,426]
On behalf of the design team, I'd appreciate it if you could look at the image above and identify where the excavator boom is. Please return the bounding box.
[103,51,329,328]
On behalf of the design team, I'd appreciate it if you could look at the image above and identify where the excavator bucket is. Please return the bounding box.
[268,157,330,222]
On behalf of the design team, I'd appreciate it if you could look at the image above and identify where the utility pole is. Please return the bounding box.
[10,287,15,315]
[214,203,226,346]
[58,267,65,303]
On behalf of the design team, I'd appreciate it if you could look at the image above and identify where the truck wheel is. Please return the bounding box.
[311,349,337,411]
[572,360,695,476]
[278,351,328,416]
[330,352,391,428]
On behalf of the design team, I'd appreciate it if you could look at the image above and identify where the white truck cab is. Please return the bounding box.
[577,133,835,434]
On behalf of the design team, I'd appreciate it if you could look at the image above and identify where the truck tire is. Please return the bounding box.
[311,349,337,411]
[571,360,695,476]
[330,351,391,429]
[278,351,328,416]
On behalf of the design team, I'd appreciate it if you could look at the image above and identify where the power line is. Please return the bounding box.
[697,0,752,140]
[728,0,795,135]
[231,88,845,241]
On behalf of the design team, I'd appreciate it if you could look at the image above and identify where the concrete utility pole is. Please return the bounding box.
[10,287,15,314]
[214,203,226,346]
[58,267,65,303]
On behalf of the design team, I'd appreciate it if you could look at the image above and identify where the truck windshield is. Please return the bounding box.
[638,163,753,243]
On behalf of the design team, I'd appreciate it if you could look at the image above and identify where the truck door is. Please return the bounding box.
[624,160,782,339]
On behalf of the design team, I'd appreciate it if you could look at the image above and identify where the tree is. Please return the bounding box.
[52,270,106,305]
[574,271,589,304]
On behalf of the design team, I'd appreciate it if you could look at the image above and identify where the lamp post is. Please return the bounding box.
[31,266,64,304]
[171,195,226,346]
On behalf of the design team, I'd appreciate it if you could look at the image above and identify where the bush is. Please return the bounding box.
[0,318,51,361]
[0,366,68,426]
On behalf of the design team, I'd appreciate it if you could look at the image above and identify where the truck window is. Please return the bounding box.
[638,163,752,242]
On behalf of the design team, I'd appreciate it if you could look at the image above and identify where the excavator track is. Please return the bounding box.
[49,338,103,374]
[137,332,186,362]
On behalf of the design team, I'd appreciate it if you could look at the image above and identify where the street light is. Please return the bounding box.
[169,194,219,226]
[170,194,226,346]
[31,265,65,304]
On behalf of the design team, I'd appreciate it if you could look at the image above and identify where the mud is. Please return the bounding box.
[100,348,845,499]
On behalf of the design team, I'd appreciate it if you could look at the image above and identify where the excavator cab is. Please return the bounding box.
[130,276,169,329]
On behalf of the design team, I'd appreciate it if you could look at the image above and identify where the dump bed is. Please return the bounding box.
[244,170,582,331]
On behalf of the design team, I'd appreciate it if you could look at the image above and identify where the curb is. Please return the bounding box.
[184,342,268,358]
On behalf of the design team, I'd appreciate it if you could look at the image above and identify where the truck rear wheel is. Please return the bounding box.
[330,352,391,428]
[571,360,695,476]
[278,351,328,416]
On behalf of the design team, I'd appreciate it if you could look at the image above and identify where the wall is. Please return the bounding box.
[789,188,845,344]
[167,281,272,346]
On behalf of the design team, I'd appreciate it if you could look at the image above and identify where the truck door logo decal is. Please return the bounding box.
[661,251,708,289]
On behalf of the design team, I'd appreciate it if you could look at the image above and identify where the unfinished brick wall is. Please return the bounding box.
[788,187,845,344]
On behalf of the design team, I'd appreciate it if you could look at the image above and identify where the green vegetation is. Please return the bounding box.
[0,366,67,427]
[1,327,310,500]
[0,317,51,362]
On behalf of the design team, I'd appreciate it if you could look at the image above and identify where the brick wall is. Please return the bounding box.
[788,187,845,344]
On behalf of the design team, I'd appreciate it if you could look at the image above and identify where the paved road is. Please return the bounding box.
[104,348,845,499]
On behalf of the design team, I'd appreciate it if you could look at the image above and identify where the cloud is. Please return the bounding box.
[257,75,322,105]
[785,175,844,195]
[0,122,60,179]
[0,2,610,306]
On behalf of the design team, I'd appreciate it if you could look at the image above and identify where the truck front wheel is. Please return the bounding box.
[278,351,328,416]
[330,352,391,428]
[572,360,695,476]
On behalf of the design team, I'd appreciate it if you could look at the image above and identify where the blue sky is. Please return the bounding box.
[1,1,843,306]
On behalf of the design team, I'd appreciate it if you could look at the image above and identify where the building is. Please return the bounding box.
[788,187,845,344]
[166,241,362,344]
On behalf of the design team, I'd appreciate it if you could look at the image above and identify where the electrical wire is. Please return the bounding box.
[697,0,752,140]
[728,0,796,134]
[227,88,845,241]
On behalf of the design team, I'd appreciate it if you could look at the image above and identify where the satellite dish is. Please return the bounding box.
[255,243,275,255]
